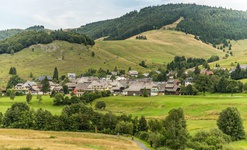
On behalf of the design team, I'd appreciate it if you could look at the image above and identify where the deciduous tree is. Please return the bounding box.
[217,107,245,141]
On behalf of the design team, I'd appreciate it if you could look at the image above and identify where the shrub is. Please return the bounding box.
[95,101,106,110]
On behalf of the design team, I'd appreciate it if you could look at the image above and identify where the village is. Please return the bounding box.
[11,68,219,97]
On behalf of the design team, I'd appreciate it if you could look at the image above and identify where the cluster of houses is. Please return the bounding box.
[13,67,226,96]
[12,70,184,96]
[14,75,63,95]
[68,77,181,97]
[11,63,244,97]
[67,70,183,96]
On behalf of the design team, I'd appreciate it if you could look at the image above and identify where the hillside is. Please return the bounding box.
[73,4,247,45]
[0,129,141,150]
[0,25,46,41]
[0,28,226,84]
[0,41,147,84]
[94,30,225,67]
[210,39,247,69]
[0,29,22,41]
[0,30,94,55]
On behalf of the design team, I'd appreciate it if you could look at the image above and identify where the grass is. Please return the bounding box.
[92,94,247,149]
[210,39,247,69]
[3,94,247,149]
[96,30,224,69]
[93,94,247,133]
[0,96,63,115]
[0,129,141,150]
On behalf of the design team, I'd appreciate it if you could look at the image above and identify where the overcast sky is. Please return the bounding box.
[0,0,246,30]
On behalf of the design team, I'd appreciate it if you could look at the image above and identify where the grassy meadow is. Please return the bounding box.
[2,94,247,133]
[0,96,63,115]
[0,129,141,150]
[2,94,247,149]
[94,94,247,133]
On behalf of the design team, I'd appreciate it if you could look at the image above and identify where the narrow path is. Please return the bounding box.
[133,140,150,150]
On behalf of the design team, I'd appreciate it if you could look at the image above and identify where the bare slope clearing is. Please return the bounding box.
[0,129,141,150]
[162,17,184,29]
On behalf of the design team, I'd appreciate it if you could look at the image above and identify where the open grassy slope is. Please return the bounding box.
[94,30,225,69]
[210,39,247,69]
[0,129,141,150]
[0,40,146,85]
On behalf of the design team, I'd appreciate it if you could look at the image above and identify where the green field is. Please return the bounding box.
[0,96,63,115]
[2,94,247,133]
[93,94,247,133]
[3,94,247,149]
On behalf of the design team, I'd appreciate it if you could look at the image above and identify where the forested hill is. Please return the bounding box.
[0,25,46,41]
[0,30,95,54]
[72,4,247,44]
[0,29,23,41]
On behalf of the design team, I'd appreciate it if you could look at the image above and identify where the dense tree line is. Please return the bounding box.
[207,55,220,63]
[72,4,247,45]
[0,29,23,41]
[83,67,126,78]
[53,91,111,106]
[0,30,94,54]
[167,56,206,71]
[0,102,146,135]
[230,63,247,80]
[25,25,45,31]
[136,35,147,40]
[193,75,243,96]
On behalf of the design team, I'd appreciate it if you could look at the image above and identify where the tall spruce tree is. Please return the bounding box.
[26,92,32,103]
[41,76,50,94]
[53,67,58,81]
[138,116,148,132]
[194,65,201,75]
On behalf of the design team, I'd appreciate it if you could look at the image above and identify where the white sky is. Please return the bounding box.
[0,0,246,30]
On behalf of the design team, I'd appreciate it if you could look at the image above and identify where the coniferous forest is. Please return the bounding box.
[73,4,247,45]
[0,30,95,54]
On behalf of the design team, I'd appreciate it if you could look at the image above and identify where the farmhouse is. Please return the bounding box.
[200,69,214,76]
[129,70,139,77]
[184,77,193,87]
[68,73,76,81]
[14,81,40,94]
[123,81,157,96]
[165,79,181,95]
[49,81,63,92]
[156,82,166,95]
[37,76,52,82]
[74,83,91,96]
[229,64,247,74]
[76,77,99,83]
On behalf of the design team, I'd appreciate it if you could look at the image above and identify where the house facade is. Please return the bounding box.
[165,79,181,95]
